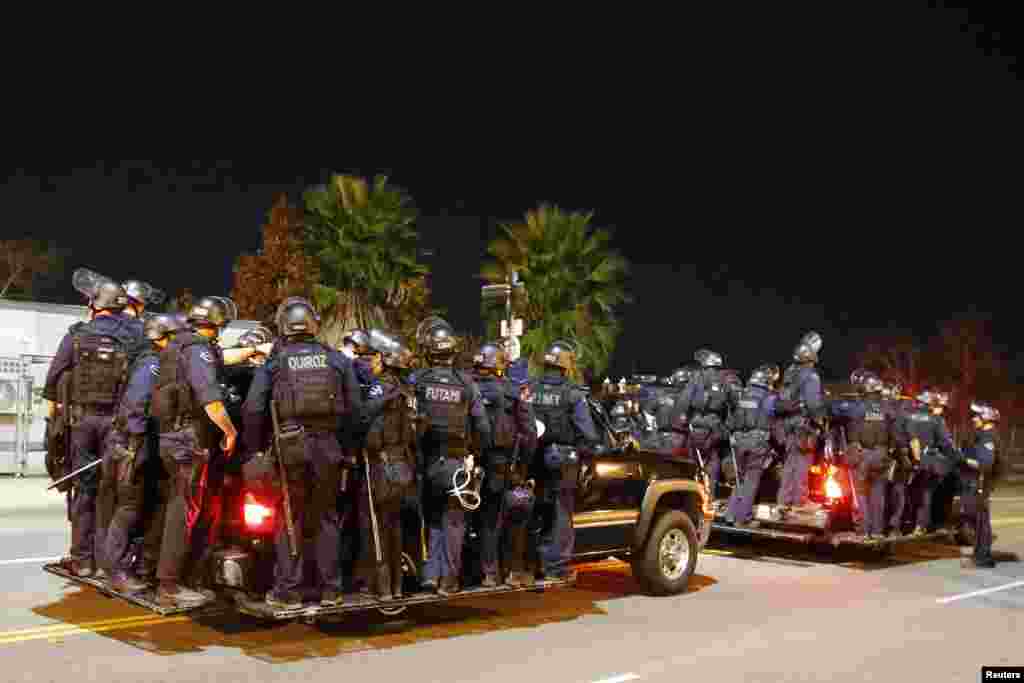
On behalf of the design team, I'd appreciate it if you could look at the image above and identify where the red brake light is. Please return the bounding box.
[825,474,843,500]
[244,493,273,528]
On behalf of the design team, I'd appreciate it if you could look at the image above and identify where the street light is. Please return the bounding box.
[481,274,525,361]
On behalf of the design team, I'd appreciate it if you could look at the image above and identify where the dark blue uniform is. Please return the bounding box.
[899,403,958,532]
[833,395,903,536]
[777,364,825,507]
[474,373,538,582]
[44,312,142,570]
[98,351,160,575]
[154,334,226,590]
[675,369,738,499]
[526,372,600,578]
[409,366,490,589]
[339,357,377,593]
[961,428,998,563]
[243,339,359,603]
[885,397,918,533]
[725,385,777,524]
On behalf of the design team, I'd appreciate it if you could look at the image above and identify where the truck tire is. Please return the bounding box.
[636,511,698,596]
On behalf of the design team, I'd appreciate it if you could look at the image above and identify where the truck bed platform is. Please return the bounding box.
[43,562,214,616]
[234,575,577,621]
[711,521,954,548]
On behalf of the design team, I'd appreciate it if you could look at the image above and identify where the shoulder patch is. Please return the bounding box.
[199,351,214,363]
[985,441,994,450]
[150,366,160,377]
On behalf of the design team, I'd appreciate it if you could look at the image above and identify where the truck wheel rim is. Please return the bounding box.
[660,528,689,581]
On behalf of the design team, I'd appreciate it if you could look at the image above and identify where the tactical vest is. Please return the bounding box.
[848,398,888,449]
[476,377,517,449]
[152,334,215,437]
[694,369,729,416]
[732,386,772,432]
[68,321,134,410]
[529,379,575,445]
[273,343,341,432]
[651,388,679,430]
[415,367,471,444]
[365,379,414,452]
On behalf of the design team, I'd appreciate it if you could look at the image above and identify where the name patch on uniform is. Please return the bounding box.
[865,409,884,421]
[425,384,462,403]
[288,354,327,371]
[910,413,931,422]
[535,392,560,407]
[739,400,758,409]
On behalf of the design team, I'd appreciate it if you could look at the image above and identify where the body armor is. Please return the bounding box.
[364,377,416,503]
[151,334,210,434]
[731,385,773,432]
[694,368,730,416]
[273,343,340,432]
[415,367,471,444]
[529,380,576,445]
[848,398,888,449]
[69,322,134,410]
[476,377,517,449]
[113,350,159,432]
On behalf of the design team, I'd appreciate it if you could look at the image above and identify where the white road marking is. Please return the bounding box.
[0,556,61,566]
[591,674,641,683]
[936,580,1024,604]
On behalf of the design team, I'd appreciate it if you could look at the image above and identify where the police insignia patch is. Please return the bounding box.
[985,442,994,450]
[150,366,160,376]
[200,351,214,363]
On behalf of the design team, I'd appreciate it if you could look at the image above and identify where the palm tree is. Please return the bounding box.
[303,174,435,347]
[480,204,631,381]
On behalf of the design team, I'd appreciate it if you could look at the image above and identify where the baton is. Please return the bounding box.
[47,458,101,490]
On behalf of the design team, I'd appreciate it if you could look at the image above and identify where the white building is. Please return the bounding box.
[0,299,259,476]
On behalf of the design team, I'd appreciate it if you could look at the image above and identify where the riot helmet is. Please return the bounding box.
[237,325,273,348]
[793,331,822,363]
[850,368,869,387]
[861,373,884,394]
[970,401,1000,423]
[273,297,320,337]
[190,295,235,329]
[543,339,576,374]
[345,329,373,356]
[73,269,128,313]
[474,340,508,374]
[694,349,723,368]
[368,329,414,370]
[121,279,166,315]
[415,315,449,346]
[422,318,458,363]
[748,365,774,389]
[143,314,177,343]
[936,390,950,408]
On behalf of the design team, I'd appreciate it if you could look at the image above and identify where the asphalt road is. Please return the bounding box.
[2,494,1023,683]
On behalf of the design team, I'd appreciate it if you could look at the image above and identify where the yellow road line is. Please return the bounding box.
[0,611,217,646]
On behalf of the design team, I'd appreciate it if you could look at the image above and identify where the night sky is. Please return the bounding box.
[3,5,1020,384]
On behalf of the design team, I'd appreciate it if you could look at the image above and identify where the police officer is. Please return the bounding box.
[841,373,903,538]
[98,314,178,592]
[775,332,826,514]
[410,319,491,595]
[353,329,420,600]
[526,340,601,581]
[151,296,238,607]
[242,297,360,608]
[44,270,143,578]
[472,341,539,587]
[960,401,1002,569]
[901,390,959,536]
[881,381,915,534]
[724,365,777,526]
[673,349,737,500]
[338,329,377,595]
